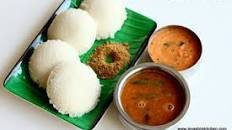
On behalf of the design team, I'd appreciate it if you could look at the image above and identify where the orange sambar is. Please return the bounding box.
[148,25,201,71]
[121,69,185,126]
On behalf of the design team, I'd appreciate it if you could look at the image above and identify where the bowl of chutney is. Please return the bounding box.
[114,63,190,130]
[148,25,202,71]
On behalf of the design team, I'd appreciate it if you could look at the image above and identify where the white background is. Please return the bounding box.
[0,0,232,130]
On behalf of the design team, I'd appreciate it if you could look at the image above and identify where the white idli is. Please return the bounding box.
[48,9,97,55]
[80,0,127,40]
[47,62,101,117]
[29,40,78,89]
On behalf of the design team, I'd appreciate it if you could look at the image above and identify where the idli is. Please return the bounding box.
[29,40,78,89]
[80,0,127,40]
[47,62,101,117]
[48,9,97,55]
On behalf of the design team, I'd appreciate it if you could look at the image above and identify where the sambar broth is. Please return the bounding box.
[121,69,185,125]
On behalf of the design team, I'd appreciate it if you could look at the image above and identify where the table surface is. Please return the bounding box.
[0,0,232,130]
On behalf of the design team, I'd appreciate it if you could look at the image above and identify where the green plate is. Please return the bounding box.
[3,0,157,129]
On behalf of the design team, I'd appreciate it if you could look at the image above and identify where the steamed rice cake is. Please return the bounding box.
[29,40,78,89]
[48,9,97,55]
[80,0,127,40]
[47,62,101,117]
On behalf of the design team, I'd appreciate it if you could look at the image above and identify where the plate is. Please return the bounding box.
[3,0,157,129]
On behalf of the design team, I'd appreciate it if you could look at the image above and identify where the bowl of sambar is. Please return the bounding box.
[114,63,190,130]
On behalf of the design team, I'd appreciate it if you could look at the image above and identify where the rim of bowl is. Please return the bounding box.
[113,63,191,130]
[147,25,203,72]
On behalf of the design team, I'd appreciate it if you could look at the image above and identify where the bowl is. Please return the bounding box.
[114,63,190,130]
[147,25,202,76]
